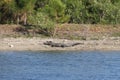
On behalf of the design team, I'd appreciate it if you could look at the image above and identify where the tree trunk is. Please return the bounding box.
[23,12,27,25]
[17,16,20,25]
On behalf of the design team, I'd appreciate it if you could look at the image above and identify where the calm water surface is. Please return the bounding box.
[0,51,120,80]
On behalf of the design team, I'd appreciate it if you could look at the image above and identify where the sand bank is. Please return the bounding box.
[0,37,120,51]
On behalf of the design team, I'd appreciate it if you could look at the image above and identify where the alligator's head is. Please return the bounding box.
[44,41,53,45]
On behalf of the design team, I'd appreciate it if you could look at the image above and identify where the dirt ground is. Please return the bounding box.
[0,24,120,39]
[0,24,119,51]
[54,24,120,39]
[0,37,120,51]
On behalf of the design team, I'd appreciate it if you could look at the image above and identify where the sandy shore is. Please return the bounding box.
[0,37,120,51]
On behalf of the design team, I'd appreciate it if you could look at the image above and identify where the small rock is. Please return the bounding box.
[9,45,14,48]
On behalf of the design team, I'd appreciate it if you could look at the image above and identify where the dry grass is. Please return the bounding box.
[0,24,120,39]
[55,24,120,40]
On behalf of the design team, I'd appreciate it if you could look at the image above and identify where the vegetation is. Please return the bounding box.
[28,11,55,36]
[0,0,120,36]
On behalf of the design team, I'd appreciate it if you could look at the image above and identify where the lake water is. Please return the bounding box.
[0,51,120,80]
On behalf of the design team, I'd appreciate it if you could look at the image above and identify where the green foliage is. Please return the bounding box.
[28,11,55,36]
[93,0,120,24]
[14,0,37,25]
[62,0,84,23]
[0,0,120,24]
[79,0,120,24]
[0,0,16,23]
[40,0,69,23]
[35,0,49,10]
[15,0,36,12]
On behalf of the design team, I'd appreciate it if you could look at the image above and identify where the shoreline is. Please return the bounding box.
[0,37,120,51]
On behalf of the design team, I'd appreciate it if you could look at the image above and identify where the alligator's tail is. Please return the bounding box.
[72,43,83,46]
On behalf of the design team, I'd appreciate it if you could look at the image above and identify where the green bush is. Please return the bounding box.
[1,0,120,24]
[40,0,69,23]
[28,12,55,36]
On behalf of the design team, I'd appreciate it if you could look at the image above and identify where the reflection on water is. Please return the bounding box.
[0,51,120,80]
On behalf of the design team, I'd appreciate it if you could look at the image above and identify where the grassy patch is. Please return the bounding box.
[112,32,120,37]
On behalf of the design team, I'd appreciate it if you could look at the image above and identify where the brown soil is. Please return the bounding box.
[0,24,23,37]
[0,24,120,39]
[0,24,119,51]
[55,24,120,40]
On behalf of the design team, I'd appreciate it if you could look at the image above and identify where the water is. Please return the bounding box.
[0,51,120,80]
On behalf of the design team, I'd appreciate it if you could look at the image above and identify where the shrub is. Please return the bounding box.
[27,12,55,36]
[40,0,69,23]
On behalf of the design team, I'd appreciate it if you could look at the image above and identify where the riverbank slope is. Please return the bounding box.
[0,24,120,51]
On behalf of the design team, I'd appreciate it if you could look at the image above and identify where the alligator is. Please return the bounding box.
[43,41,83,47]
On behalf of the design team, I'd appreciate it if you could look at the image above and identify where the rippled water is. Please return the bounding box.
[0,51,120,80]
